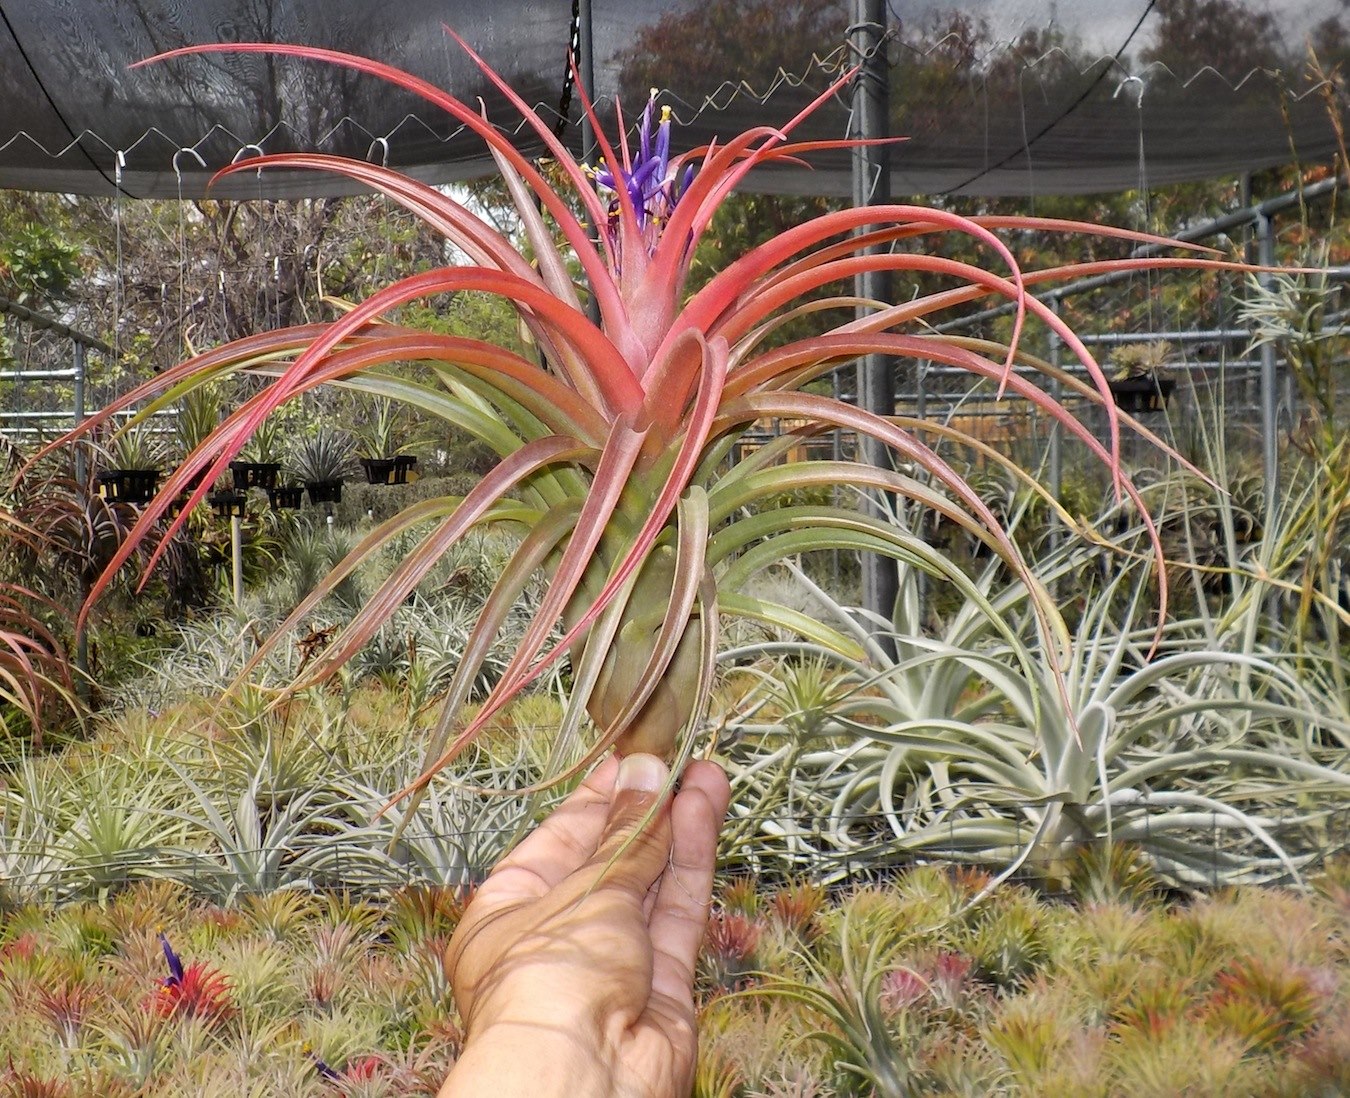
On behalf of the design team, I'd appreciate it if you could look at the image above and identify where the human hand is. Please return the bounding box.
[438,752,731,1098]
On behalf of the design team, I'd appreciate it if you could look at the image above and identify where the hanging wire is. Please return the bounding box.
[173,148,207,361]
[367,137,394,306]
[1115,74,1156,340]
[1019,69,1035,215]
[554,0,582,140]
[112,149,127,398]
[939,0,1158,197]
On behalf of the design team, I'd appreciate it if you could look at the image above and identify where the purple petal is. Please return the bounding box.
[630,158,660,193]
[639,93,656,165]
[158,932,184,984]
[655,109,671,182]
[677,163,695,201]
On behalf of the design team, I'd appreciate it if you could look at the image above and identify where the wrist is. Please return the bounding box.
[440,1021,614,1098]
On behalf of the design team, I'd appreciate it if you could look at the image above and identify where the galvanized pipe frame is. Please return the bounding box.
[916,176,1350,530]
[850,0,899,641]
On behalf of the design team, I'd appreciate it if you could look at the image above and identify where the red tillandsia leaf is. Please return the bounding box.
[420,333,729,764]
[29,324,328,470]
[968,215,1221,254]
[398,531,643,806]
[214,151,596,387]
[247,329,609,444]
[226,266,640,435]
[487,147,584,311]
[717,391,1073,676]
[647,68,863,289]
[706,461,1014,572]
[210,153,535,275]
[638,326,708,440]
[511,333,727,679]
[397,490,712,804]
[563,55,650,293]
[841,256,1285,347]
[438,29,614,259]
[726,329,1186,494]
[458,419,648,731]
[718,393,1024,562]
[707,245,1121,494]
[681,203,1031,380]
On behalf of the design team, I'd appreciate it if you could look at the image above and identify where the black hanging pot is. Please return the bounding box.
[266,484,305,510]
[305,479,344,505]
[229,461,282,491]
[360,457,398,485]
[392,454,417,484]
[96,468,161,505]
[1108,376,1175,414]
[209,491,248,519]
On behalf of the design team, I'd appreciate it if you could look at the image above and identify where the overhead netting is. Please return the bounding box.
[0,0,1345,200]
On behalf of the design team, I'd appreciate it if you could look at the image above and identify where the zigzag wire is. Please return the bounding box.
[0,49,1335,168]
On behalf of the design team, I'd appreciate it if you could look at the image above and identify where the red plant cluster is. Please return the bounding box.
[149,933,233,1024]
[702,910,763,992]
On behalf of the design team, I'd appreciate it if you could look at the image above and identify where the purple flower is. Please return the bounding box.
[305,1046,341,1081]
[587,90,693,255]
[158,932,184,987]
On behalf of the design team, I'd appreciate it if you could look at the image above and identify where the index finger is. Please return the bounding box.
[648,760,731,1011]
[481,753,621,901]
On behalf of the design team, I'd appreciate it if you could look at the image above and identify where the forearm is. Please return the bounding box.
[438,1022,615,1098]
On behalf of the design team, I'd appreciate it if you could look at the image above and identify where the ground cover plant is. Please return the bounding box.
[0,862,1343,1096]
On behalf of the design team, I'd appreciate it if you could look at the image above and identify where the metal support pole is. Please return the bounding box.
[851,0,897,642]
[577,0,602,329]
[73,341,87,485]
[73,339,90,702]
[231,515,243,609]
[1255,212,1279,520]
[1047,303,1063,574]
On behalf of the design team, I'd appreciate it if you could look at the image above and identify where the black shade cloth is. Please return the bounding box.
[0,0,1345,199]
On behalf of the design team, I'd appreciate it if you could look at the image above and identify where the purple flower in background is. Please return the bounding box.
[150,932,233,1022]
[158,931,184,987]
[305,1045,341,1081]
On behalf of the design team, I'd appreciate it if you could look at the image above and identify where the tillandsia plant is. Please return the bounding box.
[57,35,1242,801]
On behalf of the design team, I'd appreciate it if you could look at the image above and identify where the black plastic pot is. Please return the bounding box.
[360,457,397,485]
[1108,376,1175,414]
[209,491,248,519]
[266,484,305,510]
[96,468,160,505]
[229,461,282,491]
[304,479,344,505]
[360,454,418,486]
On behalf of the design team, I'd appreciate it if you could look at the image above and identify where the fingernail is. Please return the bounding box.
[615,753,667,794]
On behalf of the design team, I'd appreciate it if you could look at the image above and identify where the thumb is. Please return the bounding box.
[584,753,674,895]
